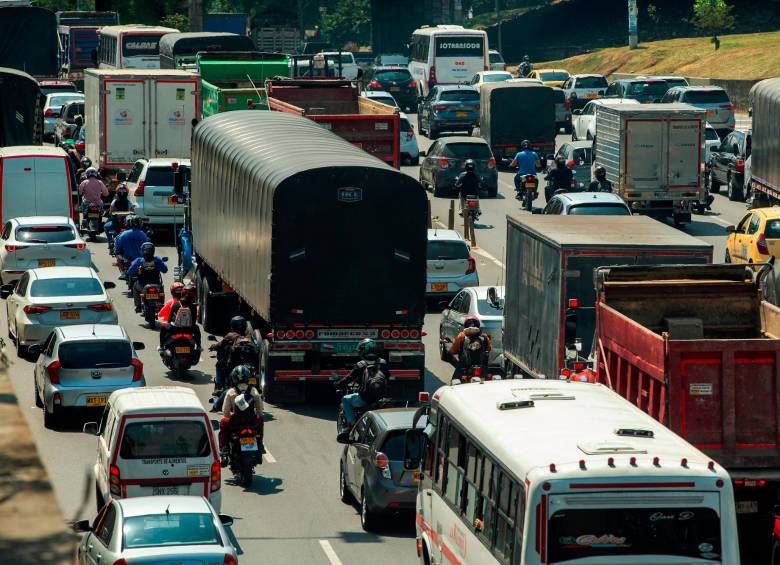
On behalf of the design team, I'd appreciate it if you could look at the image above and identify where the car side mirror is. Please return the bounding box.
[572,109,582,115]
[403,428,422,470]
[726,225,736,233]
[0,285,13,299]
[532,207,543,214]
[208,334,218,342]
[103,281,116,290]
[336,431,352,444]
[419,149,426,157]
[83,422,99,435]
[132,342,145,350]
[28,344,42,356]
[219,514,234,527]
[438,300,450,310]
[72,519,92,533]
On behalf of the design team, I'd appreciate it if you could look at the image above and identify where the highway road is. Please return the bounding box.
[2,119,753,564]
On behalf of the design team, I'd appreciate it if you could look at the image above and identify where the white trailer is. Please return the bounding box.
[594,102,706,226]
[84,68,199,179]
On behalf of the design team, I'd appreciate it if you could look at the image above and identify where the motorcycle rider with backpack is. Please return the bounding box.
[158,292,201,351]
[209,315,254,393]
[448,317,492,381]
[128,242,168,312]
[335,339,389,429]
[219,365,264,466]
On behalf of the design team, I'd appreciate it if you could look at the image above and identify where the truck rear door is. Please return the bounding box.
[152,79,198,159]
[104,79,145,167]
[667,119,702,190]
[624,118,665,193]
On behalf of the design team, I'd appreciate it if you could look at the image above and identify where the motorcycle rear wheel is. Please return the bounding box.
[240,462,253,487]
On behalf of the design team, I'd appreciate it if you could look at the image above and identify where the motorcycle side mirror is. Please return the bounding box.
[208,334,218,342]
[103,281,116,289]
[132,342,145,350]
[219,514,234,527]
[572,109,582,115]
[336,431,352,444]
[83,422,99,435]
[403,428,422,470]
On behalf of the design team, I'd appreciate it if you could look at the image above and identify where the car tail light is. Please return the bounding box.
[44,108,54,117]
[429,66,436,86]
[381,329,390,339]
[368,80,380,88]
[757,234,770,256]
[419,391,430,402]
[466,256,476,275]
[305,329,314,339]
[130,358,143,382]
[720,104,736,110]
[405,129,414,141]
[375,452,389,469]
[438,156,449,169]
[736,158,745,173]
[65,243,87,250]
[87,303,112,312]
[432,104,447,112]
[109,464,121,495]
[112,559,128,565]
[211,460,221,492]
[24,305,51,314]
[4,245,27,252]
[47,360,61,385]
[408,80,417,88]
[223,556,237,565]
[134,180,145,196]
[487,157,496,169]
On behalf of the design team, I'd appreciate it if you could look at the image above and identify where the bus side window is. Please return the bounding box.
[462,442,479,523]
[480,457,497,547]
[434,415,448,491]
[511,483,526,565]
[443,424,464,507]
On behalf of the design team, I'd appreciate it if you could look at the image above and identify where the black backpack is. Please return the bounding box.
[228,337,257,369]
[229,389,256,428]
[359,361,388,403]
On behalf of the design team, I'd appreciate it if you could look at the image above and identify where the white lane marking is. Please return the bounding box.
[709,217,733,227]
[433,219,506,268]
[263,447,276,463]
[319,540,344,565]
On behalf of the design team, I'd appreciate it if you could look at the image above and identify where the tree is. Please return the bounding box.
[691,0,735,47]
[161,13,189,32]
[321,0,370,48]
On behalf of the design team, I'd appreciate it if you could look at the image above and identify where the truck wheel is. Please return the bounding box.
[201,276,226,334]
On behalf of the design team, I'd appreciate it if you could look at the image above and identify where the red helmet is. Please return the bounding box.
[170,282,184,298]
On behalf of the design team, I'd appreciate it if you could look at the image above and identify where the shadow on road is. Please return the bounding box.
[679,219,728,237]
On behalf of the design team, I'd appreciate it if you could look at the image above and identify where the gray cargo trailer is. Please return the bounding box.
[190,111,427,402]
[502,215,712,379]
[748,78,780,203]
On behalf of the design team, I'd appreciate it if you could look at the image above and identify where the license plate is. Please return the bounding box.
[38,259,55,268]
[88,213,100,219]
[86,395,107,407]
[335,342,358,354]
[152,486,179,496]
[736,501,759,514]
[167,195,178,204]
[240,437,258,451]
[144,293,159,300]
[413,470,421,483]
[60,310,79,320]
[175,346,190,354]
[390,86,400,92]
[456,111,467,117]
[587,92,598,99]
[248,377,257,386]
[431,282,448,292]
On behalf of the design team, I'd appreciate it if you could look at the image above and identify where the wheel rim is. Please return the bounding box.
[339,466,345,498]
[361,492,367,525]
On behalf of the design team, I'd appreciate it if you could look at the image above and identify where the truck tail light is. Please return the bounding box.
[131,358,143,382]
[24,305,51,314]
[47,360,61,385]
[134,180,145,196]
[438,156,449,169]
[487,157,496,169]
[429,66,436,87]
[109,464,121,495]
[210,460,221,492]
[757,234,770,256]
[466,256,476,275]
[736,158,745,173]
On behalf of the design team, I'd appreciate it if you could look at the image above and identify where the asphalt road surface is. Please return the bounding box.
[3,117,754,564]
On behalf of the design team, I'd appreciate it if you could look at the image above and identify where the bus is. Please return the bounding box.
[96,24,178,69]
[408,25,488,97]
[408,379,739,564]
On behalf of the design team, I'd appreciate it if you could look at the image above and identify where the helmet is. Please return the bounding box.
[520,140,530,150]
[523,55,530,62]
[464,316,481,329]
[126,214,140,229]
[464,159,475,172]
[80,156,92,168]
[170,282,184,298]
[356,338,377,359]
[85,167,98,178]
[140,241,155,259]
[184,283,197,301]
[115,183,129,197]
[595,165,607,178]
[555,156,566,167]
[229,364,252,386]
[230,315,248,334]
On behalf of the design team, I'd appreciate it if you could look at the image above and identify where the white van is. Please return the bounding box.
[408,25,489,97]
[86,386,222,512]
[0,146,75,224]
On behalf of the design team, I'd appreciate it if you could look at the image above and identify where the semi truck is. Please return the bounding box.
[502,215,712,380]
[0,67,43,146]
[189,111,427,403]
[748,77,780,204]
[56,11,119,88]
[0,6,59,80]
[267,78,400,168]
[594,102,706,226]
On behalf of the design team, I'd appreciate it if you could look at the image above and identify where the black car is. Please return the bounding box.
[604,79,669,104]
[417,85,480,140]
[366,66,417,110]
[709,129,751,202]
[419,137,498,197]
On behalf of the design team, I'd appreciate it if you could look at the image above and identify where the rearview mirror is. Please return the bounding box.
[72,519,92,533]
[219,514,234,527]
[83,422,98,435]
[132,342,145,351]
[336,431,351,444]
[726,225,736,233]
[572,109,582,115]
[103,281,116,289]
[28,344,42,356]
[0,284,13,299]
[403,428,423,470]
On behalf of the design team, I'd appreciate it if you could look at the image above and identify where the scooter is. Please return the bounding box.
[82,203,103,241]
[464,195,481,222]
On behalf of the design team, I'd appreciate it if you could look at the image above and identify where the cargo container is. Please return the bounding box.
[502,215,712,380]
[0,6,59,79]
[267,78,400,167]
[594,102,706,226]
[748,78,780,205]
[189,111,426,402]
[56,11,119,88]
[0,67,43,146]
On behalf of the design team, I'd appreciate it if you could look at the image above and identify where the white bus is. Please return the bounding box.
[96,24,178,69]
[408,25,488,97]
[409,379,739,564]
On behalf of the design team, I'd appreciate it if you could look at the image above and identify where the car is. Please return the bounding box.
[1,266,117,356]
[426,229,478,297]
[399,112,420,165]
[320,51,360,80]
[372,53,408,67]
[604,78,669,104]
[0,216,90,284]
[72,496,237,565]
[43,92,84,140]
[419,137,498,197]
[439,286,504,368]
[704,122,721,164]
[126,158,190,227]
[488,49,506,71]
[38,79,78,97]
[365,66,417,110]
[467,70,513,92]
[541,192,632,216]
[32,324,146,428]
[554,140,593,190]
[551,86,570,133]
[53,99,84,146]
[645,74,689,90]
[660,85,736,136]
[725,207,780,264]
[337,407,426,531]
[709,129,751,202]
[561,73,608,110]
[571,98,639,141]
[361,89,399,108]
[417,85,480,139]
[526,68,570,87]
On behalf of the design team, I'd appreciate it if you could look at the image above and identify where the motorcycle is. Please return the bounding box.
[464,195,481,223]
[107,211,132,255]
[140,282,165,327]
[335,380,408,436]
[520,174,539,211]
[160,331,200,379]
[82,203,103,241]
[226,423,262,487]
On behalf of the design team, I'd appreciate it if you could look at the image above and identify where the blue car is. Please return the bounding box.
[417,85,480,139]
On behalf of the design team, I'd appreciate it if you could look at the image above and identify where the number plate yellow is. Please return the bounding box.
[413,470,422,483]
[38,259,55,268]
[86,395,107,407]
[587,92,598,99]
[431,282,448,292]
[390,87,400,92]
[175,346,191,354]
[456,111,467,117]
[60,310,80,320]
[248,377,257,386]
[240,437,256,445]
[144,293,159,300]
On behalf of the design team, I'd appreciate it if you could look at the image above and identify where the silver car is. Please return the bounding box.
[73,496,237,565]
[32,324,146,428]
[127,158,190,227]
[541,192,632,215]
[427,229,478,297]
[661,86,735,136]
[439,286,504,367]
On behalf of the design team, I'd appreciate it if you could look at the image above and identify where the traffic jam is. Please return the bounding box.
[2,4,780,565]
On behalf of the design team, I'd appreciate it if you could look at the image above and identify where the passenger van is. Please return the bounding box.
[409,379,739,564]
[408,25,488,97]
[0,146,75,224]
[86,387,222,512]
[96,24,178,69]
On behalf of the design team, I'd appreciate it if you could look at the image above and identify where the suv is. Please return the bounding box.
[54,100,85,146]
[541,192,631,216]
[426,229,478,297]
[488,49,506,71]
[338,407,426,531]
[127,159,190,227]
[709,129,751,202]
[604,78,669,103]
[365,66,417,110]
[417,85,480,139]
[561,74,608,110]
[660,86,735,136]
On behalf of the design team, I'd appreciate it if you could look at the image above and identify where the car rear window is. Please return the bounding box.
[765,220,780,238]
[568,204,631,216]
[540,71,569,82]
[143,167,175,187]
[705,127,720,141]
[683,90,730,104]
[48,94,82,108]
[381,430,423,461]
[325,54,355,64]
[374,69,412,82]
[122,513,219,549]
[571,148,592,165]
[628,81,668,97]
[575,76,607,88]
[489,52,504,64]
[119,420,211,459]
[16,225,75,243]
[484,73,512,83]
[552,89,566,103]
[442,143,491,159]
[59,340,132,369]
[428,240,469,260]
[380,55,408,66]
[30,278,104,297]
[439,90,479,102]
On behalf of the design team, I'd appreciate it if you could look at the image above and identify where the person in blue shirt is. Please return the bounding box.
[509,140,541,198]
[128,242,168,312]
[114,215,149,280]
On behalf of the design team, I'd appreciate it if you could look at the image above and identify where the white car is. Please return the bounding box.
[561,73,608,110]
[505,78,543,85]
[571,98,639,141]
[427,229,478,298]
[1,266,117,356]
[704,122,721,164]
[361,90,399,108]
[127,158,190,226]
[399,112,419,165]
[467,70,513,92]
[0,216,90,284]
[43,92,84,139]
[320,51,360,80]
[32,324,146,428]
[488,49,506,71]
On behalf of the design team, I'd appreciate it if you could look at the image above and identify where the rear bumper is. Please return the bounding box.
[44,379,145,411]
[18,312,119,345]
[367,478,418,511]
[431,118,477,131]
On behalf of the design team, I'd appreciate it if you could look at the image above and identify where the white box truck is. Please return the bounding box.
[594,102,706,226]
[84,69,200,183]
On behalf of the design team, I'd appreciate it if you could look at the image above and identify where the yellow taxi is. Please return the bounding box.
[725,207,780,263]
[526,68,570,87]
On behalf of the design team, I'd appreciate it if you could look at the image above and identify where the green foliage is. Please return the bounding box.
[691,0,735,35]
[161,13,189,31]
[321,0,370,48]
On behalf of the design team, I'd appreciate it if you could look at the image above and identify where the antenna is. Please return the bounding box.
[92,324,96,336]
[246,73,263,107]
[165,504,170,516]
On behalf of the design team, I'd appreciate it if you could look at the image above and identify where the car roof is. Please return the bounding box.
[57,324,127,340]
[117,495,212,518]
[571,73,605,78]
[0,146,68,158]
[109,386,206,415]
[427,228,465,242]
[554,192,630,205]
[562,140,593,150]
[371,407,427,431]
[11,216,75,226]
[437,85,477,91]
[39,80,76,86]
[591,98,640,106]
[437,136,488,145]
[141,158,192,167]
[45,92,83,100]
[372,66,410,71]
[29,266,98,280]
[480,70,511,75]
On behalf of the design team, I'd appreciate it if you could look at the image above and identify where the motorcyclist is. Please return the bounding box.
[587,166,613,193]
[544,156,574,201]
[103,183,135,248]
[519,55,532,77]
[510,140,541,198]
[448,317,492,381]
[335,339,389,429]
[78,167,108,213]
[62,141,82,176]
[456,159,481,216]
[209,315,250,393]
[158,282,184,323]
[219,364,264,466]
[128,241,168,312]
[159,292,201,352]
[113,214,149,279]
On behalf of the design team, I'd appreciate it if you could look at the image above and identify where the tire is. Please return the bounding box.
[360,488,378,531]
[201,276,226,334]
[144,306,156,328]
[725,250,732,263]
[175,362,189,380]
[728,175,744,202]
[34,377,42,408]
[564,122,572,134]
[410,156,419,166]
[241,461,253,488]
[432,178,444,198]
[339,463,354,504]
[709,174,722,194]
[95,483,105,513]
[43,405,57,429]
[586,131,592,141]
[429,128,439,140]
[195,271,204,325]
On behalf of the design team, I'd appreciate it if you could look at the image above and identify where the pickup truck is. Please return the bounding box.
[709,128,751,202]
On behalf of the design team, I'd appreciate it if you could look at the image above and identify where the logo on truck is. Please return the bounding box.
[337,187,363,203]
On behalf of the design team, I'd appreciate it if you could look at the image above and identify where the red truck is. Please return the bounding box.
[590,263,780,553]
[266,78,400,168]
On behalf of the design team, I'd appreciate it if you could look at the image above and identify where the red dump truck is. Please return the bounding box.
[591,263,780,549]
[266,78,400,168]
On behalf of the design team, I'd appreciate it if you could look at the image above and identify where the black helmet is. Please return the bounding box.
[595,165,607,178]
[356,338,377,359]
[141,241,155,259]
[229,364,252,386]
[126,214,141,229]
[80,156,92,168]
[115,183,129,197]
[523,55,530,62]
[555,156,566,167]
[464,159,475,172]
[520,140,530,150]
[230,315,248,334]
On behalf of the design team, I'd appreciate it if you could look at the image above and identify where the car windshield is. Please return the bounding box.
[705,128,720,141]
[765,220,780,239]
[571,148,592,165]
[144,167,188,187]
[29,278,104,297]
[122,513,219,549]
[374,69,412,82]
[484,73,511,82]
[48,94,82,108]
[489,52,504,64]
[575,76,607,88]
[476,297,504,316]
[381,430,423,461]
[119,420,210,459]
[684,90,730,104]
[540,71,569,82]
[628,81,668,97]
[568,204,630,216]
[16,225,75,243]
[439,90,479,102]
[428,240,469,260]
[442,143,491,159]
[59,340,132,369]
